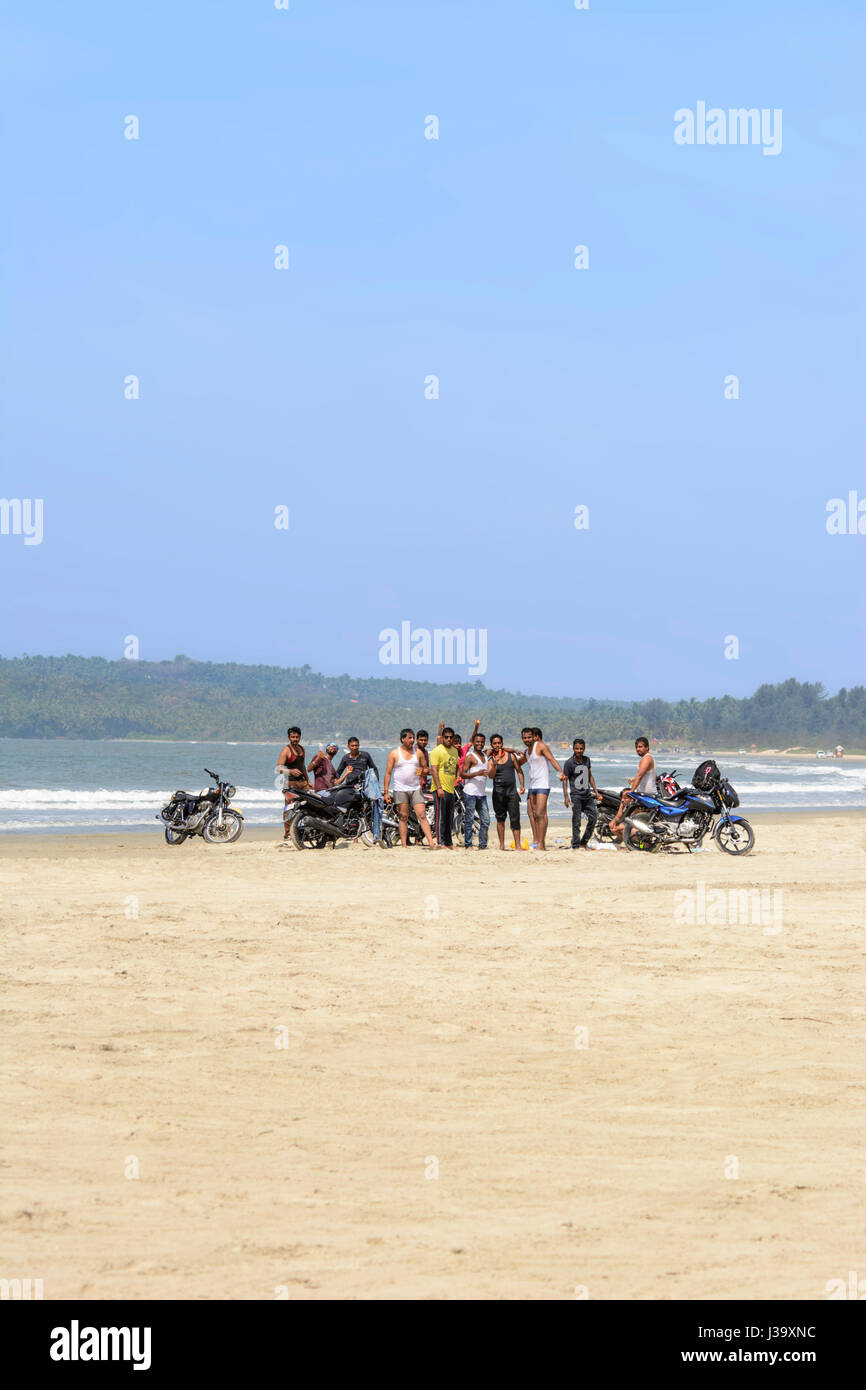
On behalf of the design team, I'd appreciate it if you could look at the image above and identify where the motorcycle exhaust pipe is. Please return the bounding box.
[623,814,655,836]
[297,813,346,841]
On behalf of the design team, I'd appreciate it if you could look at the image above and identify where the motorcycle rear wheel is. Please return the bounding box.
[202,811,243,844]
[291,816,333,850]
[714,818,754,855]
[164,826,188,845]
[594,813,613,842]
[622,824,660,852]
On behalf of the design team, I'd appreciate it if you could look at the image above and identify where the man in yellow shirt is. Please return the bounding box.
[429,726,459,848]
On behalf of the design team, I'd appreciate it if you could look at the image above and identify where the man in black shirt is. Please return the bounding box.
[332,737,379,804]
[562,738,599,849]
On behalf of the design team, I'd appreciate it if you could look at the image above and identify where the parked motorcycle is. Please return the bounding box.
[452,785,481,842]
[157,769,243,845]
[593,770,680,843]
[397,786,481,846]
[620,760,753,855]
[593,786,624,842]
[290,785,383,849]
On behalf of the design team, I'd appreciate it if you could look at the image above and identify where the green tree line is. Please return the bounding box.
[0,656,863,748]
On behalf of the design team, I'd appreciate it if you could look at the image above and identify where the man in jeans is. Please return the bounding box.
[460,730,491,850]
[562,738,600,849]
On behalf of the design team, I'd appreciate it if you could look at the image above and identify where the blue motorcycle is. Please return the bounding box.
[619,762,754,855]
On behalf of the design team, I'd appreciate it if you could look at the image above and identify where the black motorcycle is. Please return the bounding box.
[157,768,243,845]
[290,785,382,849]
[385,790,440,846]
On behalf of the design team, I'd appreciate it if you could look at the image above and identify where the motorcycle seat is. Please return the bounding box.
[657,784,695,803]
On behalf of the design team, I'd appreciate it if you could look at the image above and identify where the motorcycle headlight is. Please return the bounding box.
[225,785,236,799]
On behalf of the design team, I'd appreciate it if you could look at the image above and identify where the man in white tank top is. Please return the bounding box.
[383,728,438,849]
[610,736,656,842]
[460,730,491,849]
[505,725,566,851]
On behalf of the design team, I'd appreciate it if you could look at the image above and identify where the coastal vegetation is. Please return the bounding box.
[1,656,863,749]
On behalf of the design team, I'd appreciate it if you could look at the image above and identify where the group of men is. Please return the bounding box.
[276,723,657,851]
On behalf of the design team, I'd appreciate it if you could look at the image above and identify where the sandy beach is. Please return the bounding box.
[2,814,864,1301]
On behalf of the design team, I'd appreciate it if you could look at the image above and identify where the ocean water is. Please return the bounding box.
[0,740,864,833]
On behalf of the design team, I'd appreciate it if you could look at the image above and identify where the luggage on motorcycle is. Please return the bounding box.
[692,759,721,792]
[719,778,739,808]
[169,790,196,819]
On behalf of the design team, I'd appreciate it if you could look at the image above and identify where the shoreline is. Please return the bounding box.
[1,807,862,848]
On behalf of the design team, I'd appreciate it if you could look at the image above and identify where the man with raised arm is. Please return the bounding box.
[505,726,566,851]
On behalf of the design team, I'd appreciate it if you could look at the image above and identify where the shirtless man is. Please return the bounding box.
[505,726,566,850]
[609,736,657,842]
[383,728,438,849]
[277,725,309,839]
[416,729,431,792]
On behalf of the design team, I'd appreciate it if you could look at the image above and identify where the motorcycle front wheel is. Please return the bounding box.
[291,816,333,850]
[202,811,243,844]
[714,818,754,856]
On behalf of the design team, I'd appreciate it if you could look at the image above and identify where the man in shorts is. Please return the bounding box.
[383,728,438,849]
[609,736,657,842]
[487,733,525,850]
[505,726,566,851]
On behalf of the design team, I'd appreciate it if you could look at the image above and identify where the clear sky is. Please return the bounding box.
[2,0,863,700]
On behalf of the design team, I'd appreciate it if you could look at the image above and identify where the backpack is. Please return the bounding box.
[692,759,721,792]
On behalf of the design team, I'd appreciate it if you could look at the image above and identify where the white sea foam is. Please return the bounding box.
[0,785,278,810]
[2,741,863,832]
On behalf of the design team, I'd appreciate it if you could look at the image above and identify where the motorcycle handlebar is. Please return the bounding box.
[204,768,219,781]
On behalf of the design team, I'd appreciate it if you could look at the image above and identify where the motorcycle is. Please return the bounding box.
[157,769,243,845]
[619,761,753,855]
[451,784,482,843]
[289,784,384,849]
[594,769,680,843]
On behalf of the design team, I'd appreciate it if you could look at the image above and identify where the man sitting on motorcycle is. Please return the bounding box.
[331,737,379,809]
[609,737,657,843]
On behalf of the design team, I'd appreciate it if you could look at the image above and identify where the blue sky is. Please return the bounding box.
[2,0,863,700]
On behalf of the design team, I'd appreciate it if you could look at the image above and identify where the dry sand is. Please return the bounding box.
[1,815,864,1301]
